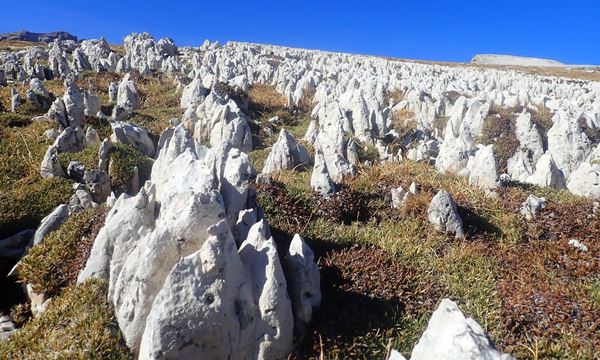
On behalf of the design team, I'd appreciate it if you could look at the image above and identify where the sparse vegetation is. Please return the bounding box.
[479,106,520,173]
[108,143,153,195]
[17,206,107,297]
[0,279,131,359]
[252,157,599,358]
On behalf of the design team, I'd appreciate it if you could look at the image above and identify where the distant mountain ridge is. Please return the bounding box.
[0,30,78,43]
[471,54,565,67]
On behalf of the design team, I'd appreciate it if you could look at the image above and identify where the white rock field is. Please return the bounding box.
[5,30,600,359]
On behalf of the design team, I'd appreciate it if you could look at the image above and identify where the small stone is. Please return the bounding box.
[428,190,464,238]
[568,239,588,252]
[83,169,111,204]
[520,194,545,220]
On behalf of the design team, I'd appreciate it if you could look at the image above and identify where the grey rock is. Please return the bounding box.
[85,125,100,144]
[32,204,69,246]
[520,194,545,220]
[53,126,86,153]
[428,190,464,238]
[286,234,321,333]
[110,121,155,157]
[108,82,118,103]
[0,230,34,260]
[98,138,113,171]
[67,161,86,182]
[0,316,16,342]
[40,146,66,178]
[83,170,111,204]
[10,88,21,112]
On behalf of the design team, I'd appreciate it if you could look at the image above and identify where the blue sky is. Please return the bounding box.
[2,0,599,65]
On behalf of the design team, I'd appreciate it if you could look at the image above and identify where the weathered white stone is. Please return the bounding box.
[525,153,566,188]
[428,190,464,238]
[311,148,336,195]
[108,82,118,103]
[465,144,499,190]
[567,162,600,199]
[286,234,321,331]
[53,125,86,153]
[138,221,256,359]
[116,73,141,111]
[233,208,257,246]
[239,220,294,359]
[520,194,546,220]
[40,145,66,178]
[110,121,155,157]
[85,125,100,144]
[262,129,311,175]
[98,138,113,171]
[568,239,588,252]
[32,204,69,246]
[410,299,514,360]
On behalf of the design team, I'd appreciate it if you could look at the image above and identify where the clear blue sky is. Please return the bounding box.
[2,0,599,65]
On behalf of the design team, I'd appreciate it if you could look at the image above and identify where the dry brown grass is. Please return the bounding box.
[0,40,42,51]
[479,106,520,173]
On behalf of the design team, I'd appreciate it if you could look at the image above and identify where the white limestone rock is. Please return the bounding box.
[465,144,499,190]
[32,204,69,246]
[428,190,465,238]
[262,129,311,175]
[525,153,566,188]
[233,208,257,246]
[53,125,86,153]
[520,194,546,220]
[63,84,85,128]
[138,221,256,359]
[40,145,66,178]
[85,125,100,144]
[567,162,600,199]
[110,121,156,157]
[311,149,336,195]
[568,239,588,252]
[78,184,156,283]
[286,234,321,332]
[239,220,294,360]
[410,299,514,360]
[116,73,141,111]
[108,82,118,103]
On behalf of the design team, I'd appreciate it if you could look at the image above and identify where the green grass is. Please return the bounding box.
[58,145,99,173]
[108,143,153,195]
[17,207,105,296]
[0,279,131,359]
[0,120,73,238]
